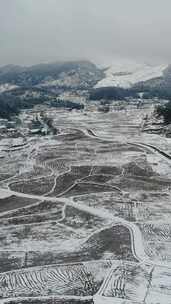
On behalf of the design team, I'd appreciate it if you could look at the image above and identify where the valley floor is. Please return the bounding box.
[0,105,171,304]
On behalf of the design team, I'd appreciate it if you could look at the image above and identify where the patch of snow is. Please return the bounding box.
[0,83,18,93]
[95,60,168,88]
[40,73,83,88]
[0,189,11,199]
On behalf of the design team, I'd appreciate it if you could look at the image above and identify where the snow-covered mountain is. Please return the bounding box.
[0,61,103,89]
[0,83,19,93]
[95,60,168,89]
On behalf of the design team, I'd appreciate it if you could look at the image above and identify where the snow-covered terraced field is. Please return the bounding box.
[0,106,171,303]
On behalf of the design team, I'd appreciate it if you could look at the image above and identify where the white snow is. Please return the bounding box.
[0,189,11,199]
[95,60,168,88]
[0,83,18,93]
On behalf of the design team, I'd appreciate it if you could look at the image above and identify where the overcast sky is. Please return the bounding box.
[0,0,171,66]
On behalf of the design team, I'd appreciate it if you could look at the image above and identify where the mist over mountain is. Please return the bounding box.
[1,0,171,66]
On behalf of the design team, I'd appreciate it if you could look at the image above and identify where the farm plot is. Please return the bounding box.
[0,210,63,226]
[100,261,153,302]
[9,175,55,195]
[16,165,52,181]
[132,196,171,222]
[108,175,171,192]
[104,156,171,193]
[97,262,171,304]
[36,144,78,164]
[91,165,121,176]
[64,183,120,197]
[55,129,88,142]
[79,175,115,184]
[0,221,83,252]
[0,196,37,214]
[49,166,92,197]
[138,223,171,263]
[0,251,26,273]
[3,298,93,304]
[0,162,19,180]
[0,173,14,182]
[50,165,122,197]
[73,192,147,222]
[45,158,71,175]
[74,191,171,223]
[0,200,64,219]
[60,205,108,231]
[146,266,171,302]
[73,192,124,210]
[122,158,156,177]
[78,225,136,262]
[0,250,92,273]
[0,260,112,299]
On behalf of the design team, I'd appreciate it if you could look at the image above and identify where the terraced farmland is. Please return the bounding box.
[0,106,171,303]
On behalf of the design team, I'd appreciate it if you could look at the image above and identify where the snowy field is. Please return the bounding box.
[0,105,171,303]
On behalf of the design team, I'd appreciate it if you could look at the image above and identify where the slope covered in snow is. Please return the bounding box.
[95,60,168,89]
[0,83,18,93]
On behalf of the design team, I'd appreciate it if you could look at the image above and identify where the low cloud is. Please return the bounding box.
[0,0,171,66]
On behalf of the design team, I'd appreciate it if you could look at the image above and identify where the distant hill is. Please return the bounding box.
[0,60,104,118]
[132,65,171,99]
[91,61,171,101]
[1,59,171,118]
[0,60,104,89]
